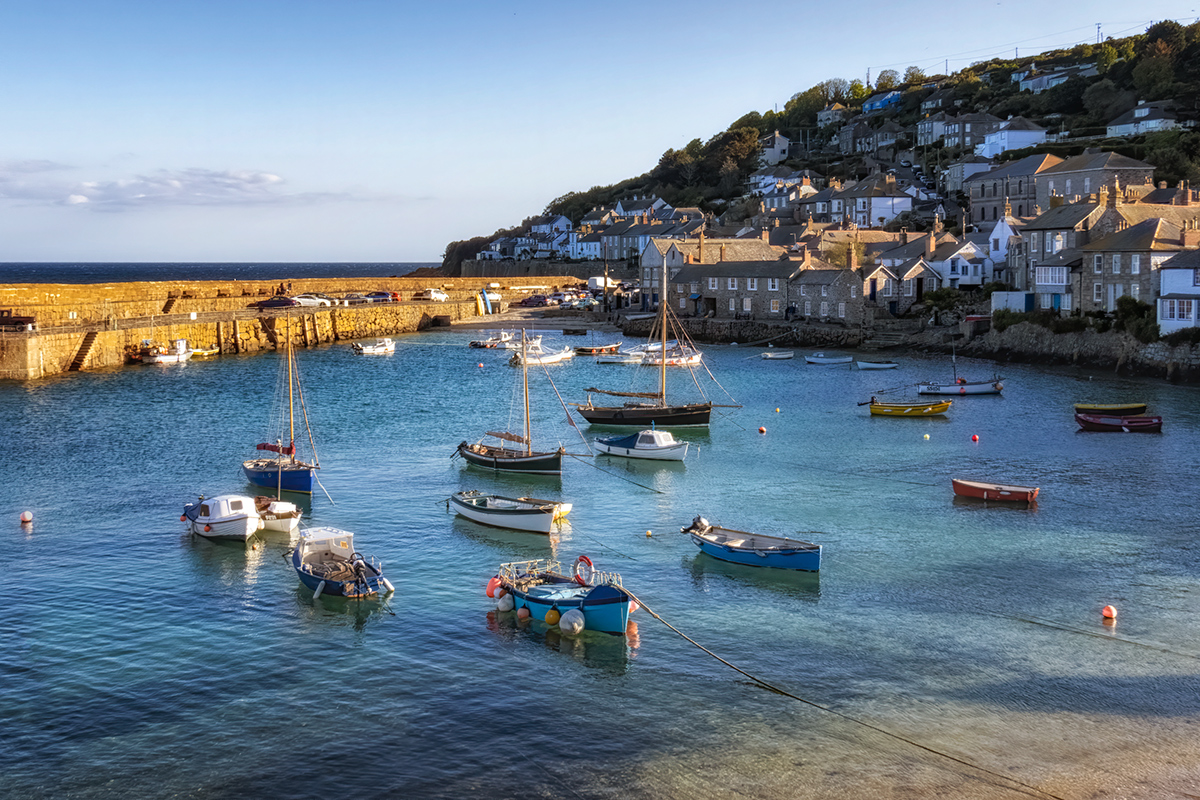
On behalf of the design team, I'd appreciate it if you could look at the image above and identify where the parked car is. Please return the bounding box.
[341,293,370,305]
[291,294,332,307]
[415,288,449,302]
[484,291,502,302]
[365,291,393,303]
[516,295,548,307]
[249,296,299,309]
[900,159,912,167]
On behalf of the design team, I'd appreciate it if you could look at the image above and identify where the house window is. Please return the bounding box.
[1131,283,1140,300]
[1093,283,1103,303]
[676,283,684,293]
[1131,255,1140,275]
[768,278,779,291]
[883,279,894,296]
[950,261,958,275]
[1048,180,1055,194]
[1084,178,1091,193]
[838,302,846,318]
[1065,179,1072,195]
[992,238,1000,251]
[804,301,811,316]
[851,284,856,298]
[800,285,807,296]
[820,301,829,316]
[1030,233,1039,252]
[821,285,827,297]
[679,297,686,309]
[728,278,737,290]
[747,278,758,291]
[1040,293,1052,308]
[904,279,913,296]
[770,299,781,312]
[743,298,752,312]
[1094,255,1102,274]
[1053,233,1063,253]
[728,298,736,312]
[708,277,718,290]
[1112,254,1121,274]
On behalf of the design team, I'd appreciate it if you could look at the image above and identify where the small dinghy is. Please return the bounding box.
[290,527,394,599]
[951,478,1039,504]
[594,429,689,461]
[918,378,1003,395]
[254,496,302,533]
[682,517,821,571]
[509,341,574,366]
[575,342,622,355]
[761,351,794,360]
[181,494,264,541]
[855,360,898,370]
[492,556,632,635]
[804,352,852,365]
[469,332,514,349]
[866,398,951,416]
[1073,402,1147,416]
[352,338,395,354]
[450,491,571,534]
[1075,413,1162,433]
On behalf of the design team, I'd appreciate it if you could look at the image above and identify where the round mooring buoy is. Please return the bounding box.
[21,511,33,523]
[758,427,766,434]
[1102,605,1117,620]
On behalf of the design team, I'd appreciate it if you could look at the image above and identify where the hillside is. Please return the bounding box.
[443,19,1200,273]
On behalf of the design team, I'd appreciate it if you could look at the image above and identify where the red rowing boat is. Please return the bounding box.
[1074,413,1162,433]
[951,478,1039,503]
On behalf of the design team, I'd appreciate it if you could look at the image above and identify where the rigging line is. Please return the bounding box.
[625,589,1068,800]
[537,358,592,452]
[566,453,665,494]
[293,347,319,466]
[314,474,335,505]
[979,611,1200,662]
[563,526,638,561]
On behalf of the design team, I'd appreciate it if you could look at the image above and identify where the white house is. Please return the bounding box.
[1156,249,1200,334]
[975,117,1046,158]
[1106,101,1184,138]
[840,173,913,228]
[759,131,790,166]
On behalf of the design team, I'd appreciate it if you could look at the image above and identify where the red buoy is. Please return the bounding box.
[486,575,501,598]
[1102,605,1117,619]
[971,434,979,442]
[758,426,766,434]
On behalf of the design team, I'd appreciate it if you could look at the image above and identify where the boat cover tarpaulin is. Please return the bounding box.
[256,442,295,455]
[598,433,640,448]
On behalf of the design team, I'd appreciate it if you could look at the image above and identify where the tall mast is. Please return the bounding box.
[286,314,295,458]
[660,257,668,404]
[522,328,531,455]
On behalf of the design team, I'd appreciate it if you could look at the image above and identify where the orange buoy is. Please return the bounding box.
[517,607,531,620]
[1102,605,1117,619]
[545,608,561,625]
[180,514,187,521]
[486,575,501,598]
[758,426,766,434]
[646,530,652,537]
[775,408,780,413]
[20,511,33,523]
[971,434,979,442]
[204,525,212,532]
[478,363,484,368]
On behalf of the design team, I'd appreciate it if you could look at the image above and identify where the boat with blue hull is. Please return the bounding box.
[243,315,320,494]
[290,527,394,599]
[496,557,631,635]
[682,517,822,571]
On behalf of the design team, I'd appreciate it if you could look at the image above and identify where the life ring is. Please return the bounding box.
[573,555,594,586]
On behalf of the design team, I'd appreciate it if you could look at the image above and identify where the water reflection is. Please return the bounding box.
[950,495,1039,512]
[484,609,634,674]
[183,531,267,584]
[291,584,391,631]
[684,553,822,601]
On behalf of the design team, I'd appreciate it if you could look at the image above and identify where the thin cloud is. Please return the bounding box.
[68,168,345,208]
[0,159,72,175]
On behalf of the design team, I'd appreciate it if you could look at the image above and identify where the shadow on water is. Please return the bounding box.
[684,552,822,602]
[484,609,634,675]
[448,515,562,558]
[291,584,391,630]
[945,673,1200,717]
[951,495,1039,512]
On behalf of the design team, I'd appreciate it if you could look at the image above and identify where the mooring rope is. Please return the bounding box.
[624,588,1068,800]
[566,453,664,494]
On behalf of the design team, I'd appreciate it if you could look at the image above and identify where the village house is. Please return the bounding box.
[944,155,994,194]
[667,258,800,319]
[794,257,864,326]
[916,111,951,146]
[943,112,1002,149]
[862,90,901,114]
[839,173,913,227]
[1018,62,1097,93]
[1020,200,1104,294]
[641,236,784,308]
[528,214,572,235]
[964,153,1062,225]
[759,131,790,166]
[615,195,668,219]
[1155,248,1200,334]
[974,117,1047,159]
[817,102,849,128]
[921,87,956,114]
[839,121,872,155]
[1105,100,1184,138]
[1034,151,1154,212]
[1078,218,1199,314]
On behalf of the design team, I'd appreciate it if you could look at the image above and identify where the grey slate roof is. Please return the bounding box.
[1080,218,1184,252]
[964,154,1063,186]
[670,260,800,282]
[1023,203,1100,231]
[1159,249,1200,270]
[1041,151,1153,175]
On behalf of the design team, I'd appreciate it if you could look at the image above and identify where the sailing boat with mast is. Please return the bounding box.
[243,315,321,493]
[917,333,1003,396]
[456,330,565,475]
[573,260,732,427]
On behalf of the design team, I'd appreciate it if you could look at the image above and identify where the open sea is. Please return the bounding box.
[2,323,1199,798]
[0,262,436,284]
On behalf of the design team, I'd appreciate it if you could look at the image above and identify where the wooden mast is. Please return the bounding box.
[286,314,295,463]
[660,257,668,405]
[522,328,531,456]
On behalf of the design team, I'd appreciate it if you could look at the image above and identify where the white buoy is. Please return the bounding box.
[496,593,515,612]
[313,580,326,600]
[20,511,33,523]
[559,608,585,636]
[381,578,395,594]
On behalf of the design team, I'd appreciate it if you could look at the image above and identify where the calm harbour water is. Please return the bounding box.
[2,327,1199,799]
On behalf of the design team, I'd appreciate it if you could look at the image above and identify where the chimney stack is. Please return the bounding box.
[720,244,726,262]
[899,227,908,245]
[925,232,935,258]
[698,230,705,263]
[1182,221,1200,248]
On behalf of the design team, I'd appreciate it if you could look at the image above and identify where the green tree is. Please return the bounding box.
[729,111,765,133]
[1142,20,1185,56]
[876,69,900,91]
[848,79,871,101]
[903,66,926,84]
[1133,55,1175,99]
[1096,42,1118,72]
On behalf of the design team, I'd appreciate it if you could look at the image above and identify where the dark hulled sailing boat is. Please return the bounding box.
[456,330,565,475]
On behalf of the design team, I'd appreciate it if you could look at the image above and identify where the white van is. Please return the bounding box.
[417,288,449,302]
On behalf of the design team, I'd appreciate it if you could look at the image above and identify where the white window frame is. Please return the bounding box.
[820,301,829,317]
[708,277,718,290]
[767,278,779,291]
[742,298,752,312]
[770,299,780,313]
[747,278,758,291]
[800,285,807,296]
[1112,254,1121,274]
[1131,283,1139,300]
[904,279,913,296]
[728,278,738,290]
[1131,254,1140,275]
[1093,283,1102,303]
[679,297,686,309]
[821,285,828,297]
[728,297,736,312]
[838,302,846,318]
[851,284,857,298]
[804,301,811,316]
[1094,255,1102,274]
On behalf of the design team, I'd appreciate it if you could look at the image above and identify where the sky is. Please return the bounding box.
[0,1,1196,263]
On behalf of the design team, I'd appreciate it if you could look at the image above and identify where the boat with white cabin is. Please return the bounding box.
[594,429,689,461]
[181,494,264,541]
[509,340,574,366]
[143,339,193,364]
[290,527,394,599]
[352,338,395,354]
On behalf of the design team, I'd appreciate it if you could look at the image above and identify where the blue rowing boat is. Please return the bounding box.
[682,517,822,571]
[496,557,631,635]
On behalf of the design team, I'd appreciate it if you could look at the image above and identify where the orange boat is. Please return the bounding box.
[951,478,1039,503]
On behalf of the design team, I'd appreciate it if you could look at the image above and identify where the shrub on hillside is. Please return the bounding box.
[991,309,1026,332]
[1163,327,1200,346]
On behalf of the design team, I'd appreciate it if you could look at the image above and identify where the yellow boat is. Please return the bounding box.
[1073,402,1146,416]
[869,399,951,417]
[191,345,220,357]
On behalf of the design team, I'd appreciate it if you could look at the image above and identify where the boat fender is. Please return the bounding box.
[573,555,594,586]
[486,575,502,598]
[381,578,395,594]
[204,525,212,532]
[960,387,966,395]
[313,580,326,600]
[496,593,515,612]
[180,514,186,521]
[545,607,561,625]
[559,608,585,636]
[629,600,639,615]
[516,607,531,620]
